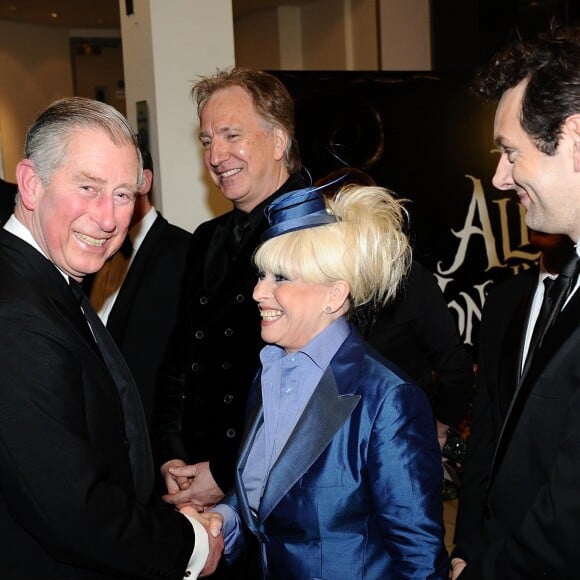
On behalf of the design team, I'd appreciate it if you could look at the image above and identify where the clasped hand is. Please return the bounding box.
[161,459,225,512]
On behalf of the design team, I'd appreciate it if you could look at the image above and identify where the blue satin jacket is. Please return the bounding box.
[231,325,448,579]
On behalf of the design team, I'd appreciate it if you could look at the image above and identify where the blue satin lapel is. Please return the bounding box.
[259,368,360,521]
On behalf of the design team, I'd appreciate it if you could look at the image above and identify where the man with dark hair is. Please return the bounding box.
[89,143,191,428]
[452,27,580,579]
[155,67,306,517]
[0,97,222,579]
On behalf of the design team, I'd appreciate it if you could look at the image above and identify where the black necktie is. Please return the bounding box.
[119,234,133,258]
[527,252,580,364]
[69,279,154,503]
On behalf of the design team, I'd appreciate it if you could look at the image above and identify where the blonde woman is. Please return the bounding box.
[214,184,447,579]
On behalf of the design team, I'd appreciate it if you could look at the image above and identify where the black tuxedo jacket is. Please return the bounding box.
[106,213,190,427]
[0,178,17,224]
[154,174,306,492]
[0,229,194,580]
[365,260,473,426]
[455,267,580,578]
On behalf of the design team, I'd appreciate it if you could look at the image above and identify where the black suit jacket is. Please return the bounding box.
[154,174,306,492]
[106,213,190,427]
[0,178,17,224]
[454,267,580,578]
[365,260,473,426]
[0,229,194,580]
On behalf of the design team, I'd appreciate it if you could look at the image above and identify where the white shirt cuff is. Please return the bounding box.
[182,514,209,578]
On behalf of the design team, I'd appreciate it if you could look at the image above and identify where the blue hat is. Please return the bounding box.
[262,186,337,241]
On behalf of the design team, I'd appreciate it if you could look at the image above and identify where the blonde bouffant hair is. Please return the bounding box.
[254,184,411,316]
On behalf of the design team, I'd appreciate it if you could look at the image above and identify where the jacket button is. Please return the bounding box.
[224,328,234,337]
[226,428,236,438]
[191,362,200,372]
[199,296,208,305]
[222,361,232,370]
[236,294,244,303]
[224,394,234,404]
[194,330,204,339]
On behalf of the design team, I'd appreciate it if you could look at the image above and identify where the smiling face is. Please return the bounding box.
[199,85,289,213]
[16,128,139,281]
[253,271,340,353]
[492,80,580,240]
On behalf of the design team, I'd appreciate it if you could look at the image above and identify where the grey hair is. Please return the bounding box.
[24,97,142,187]
[192,66,301,174]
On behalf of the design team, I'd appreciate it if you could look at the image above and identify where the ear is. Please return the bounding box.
[327,280,350,313]
[272,127,288,162]
[140,168,154,195]
[15,159,42,211]
[564,114,580,172]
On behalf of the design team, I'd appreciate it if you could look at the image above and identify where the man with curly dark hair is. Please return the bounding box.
[452,26,580,579]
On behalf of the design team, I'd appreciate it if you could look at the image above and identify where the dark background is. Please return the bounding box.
[271,0,580,352]
[431,0,580,73]
[275,71,519,351]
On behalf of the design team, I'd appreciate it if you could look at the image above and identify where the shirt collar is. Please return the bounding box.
[260,316,350,370]
[4,215,71,282]
[129,206,157,253]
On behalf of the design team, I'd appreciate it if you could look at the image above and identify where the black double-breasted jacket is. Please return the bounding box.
[154,174,306,491]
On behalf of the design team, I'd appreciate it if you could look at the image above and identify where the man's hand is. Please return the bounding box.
[180,506,224,577]
[160,458,191,497]
[450,557,466,579]
[162,460,225,512]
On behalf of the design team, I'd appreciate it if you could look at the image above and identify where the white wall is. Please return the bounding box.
[302,0,347,69]
[120,0,236,231]
[0,20,73,181]
[235,8,280,69]
[349,0,379,69]
[379,0,431,70]
[278,6,303,69]
[233,0,430,72]
[0,0,431,226]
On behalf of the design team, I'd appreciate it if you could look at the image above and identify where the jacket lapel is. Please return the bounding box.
[490,285,580,485]
[106,214,166,341]
[497,274,536,416]
[258,336,363,521]
[1,231,154,501]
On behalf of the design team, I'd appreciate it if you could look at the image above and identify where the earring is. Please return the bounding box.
[324,305,332,314]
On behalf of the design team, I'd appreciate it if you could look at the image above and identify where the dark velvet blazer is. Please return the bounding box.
[365,260,473,427]
[0,230,194,580]
[455,267,580,578]
[154,174,306,492]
